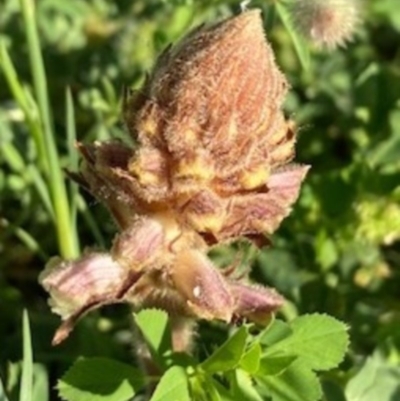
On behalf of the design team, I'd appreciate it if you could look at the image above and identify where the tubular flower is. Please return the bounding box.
[40,9,309,345]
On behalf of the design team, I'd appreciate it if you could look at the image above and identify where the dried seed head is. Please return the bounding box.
[290,0,361,49]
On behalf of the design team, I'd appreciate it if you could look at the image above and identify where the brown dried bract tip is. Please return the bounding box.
[40,9,309,345]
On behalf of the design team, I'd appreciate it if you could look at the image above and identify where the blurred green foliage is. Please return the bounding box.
[1,0,400,400]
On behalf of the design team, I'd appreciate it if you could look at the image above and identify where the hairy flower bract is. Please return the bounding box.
[40,9,309,346]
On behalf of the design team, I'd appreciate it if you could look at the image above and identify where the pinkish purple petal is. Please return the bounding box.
[230,281,285,325]
[216,164,309,239]
[268,164,310,192]
[171,250,234,322]
[39,253,129,321]
[111,217,165,270]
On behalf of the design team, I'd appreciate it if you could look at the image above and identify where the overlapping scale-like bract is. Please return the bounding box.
[41,10,309,345]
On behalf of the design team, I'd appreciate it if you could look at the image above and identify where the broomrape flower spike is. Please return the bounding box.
[40,9,309,347]
[290,0,361,50]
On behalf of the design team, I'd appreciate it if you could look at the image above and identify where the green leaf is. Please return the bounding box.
[372,0,400,31]
[240,343,261,374]
[266,314,349,371]
[58,358,144,401]
[315,232,339,270]
[257,360,322,401]
[209,369,263,401]
[369,109,400,167]
[0,376,10,401]
[258,355,297,376]
[190,375,221,401]
[150,366,190,401]
[322,380,347,401]
[259,320,292,347]
[20,310,33,401]
[231,370,263,401]
[345,351,400,401]
[134,309,171,361]
[205,378,230,401]
[201,326,248,374]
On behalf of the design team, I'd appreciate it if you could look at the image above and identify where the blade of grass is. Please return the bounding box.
[19,0,79,258]
[276,0,311,70]
[0,42,47,169]
[1,141,25,172]
[263,0,277,32]
[32,365,49,401]
[27,165,55,219]
[1,218,48,260]
[2,140,55,219]
[65,88,79,171]
[0,43,55,221]
[66,87,80,254]
[65,89,105,248]
[19,310,33,401]
[77,194,106,248]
